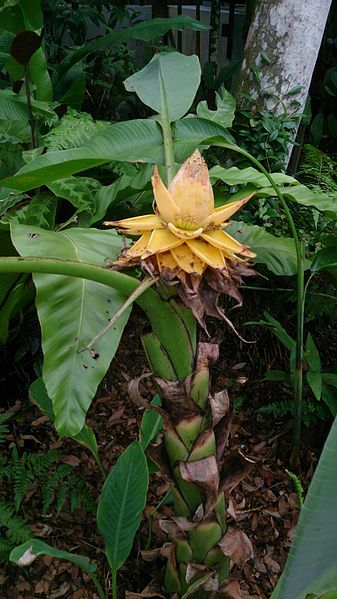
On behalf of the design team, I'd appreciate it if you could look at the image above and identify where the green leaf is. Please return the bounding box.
[282,184,337,214]
[24,192,57,229]
[270,413,337,599]
[311,247,337,273]
[0,119,164,191]
[0,116,235,193]
[321,381,337,417]
[260,311,295,352]
[97,441,148,578]
[28,48,53,102]
[11,224,132,436]
[196,86,236,128]
[305,333,322,401]
[48,176,100,215]
[124,52,201,122]
[263,370,291,384]
[324,67,337,97]
[10,539,96,574]
[140,395,162,451]
[0,89,56,121]
[209,165,297,188]
[226,221,303,276]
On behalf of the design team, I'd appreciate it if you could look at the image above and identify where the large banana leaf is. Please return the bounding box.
[0,117,233,192]
[0,89,56,121]
[10,224,132,436]
[270,413,337,599]
[124,52,201,123]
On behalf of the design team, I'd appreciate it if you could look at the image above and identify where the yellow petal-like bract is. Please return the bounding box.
[105,149,255,277]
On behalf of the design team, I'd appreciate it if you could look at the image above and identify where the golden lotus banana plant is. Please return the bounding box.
[106,150,255,598]
[105,149,255,330]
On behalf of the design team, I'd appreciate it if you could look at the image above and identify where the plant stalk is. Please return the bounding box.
[158,68,175,185]
[24,65,36,149]
[88,572,107,599]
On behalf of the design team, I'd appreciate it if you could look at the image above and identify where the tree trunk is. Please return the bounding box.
[235,0,332,151]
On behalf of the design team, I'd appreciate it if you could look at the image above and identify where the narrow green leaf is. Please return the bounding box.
[140,395,162,451]
[305,333,322,402]
[97,441,148,573]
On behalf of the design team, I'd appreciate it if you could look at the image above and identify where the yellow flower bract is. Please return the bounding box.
[105,150,255,274]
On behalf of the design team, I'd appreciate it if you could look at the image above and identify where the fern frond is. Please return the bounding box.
[12,448,58,511]
[41,464,95,514]
[0,538,14,561]
[0,500,32,548]
[43,108,108,151]
[258,397,327,427]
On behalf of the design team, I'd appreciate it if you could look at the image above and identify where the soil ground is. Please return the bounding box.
[0,307,326,599]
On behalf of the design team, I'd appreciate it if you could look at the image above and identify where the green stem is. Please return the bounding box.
[24,65,36,149]
[111,571,117,599]
[88,572,107,599]
[293,241,305,455]
[213,141,305,457]
[158,68,175,185]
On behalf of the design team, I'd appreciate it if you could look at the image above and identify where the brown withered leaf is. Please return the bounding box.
[179,455,219,515]
[146,440,173,480]
[195,342,219,369]
[210,390,230,426]
[159,519,185,540]
[125,584,166,598]
[141,542,174,562]
[218,528,254,567]
[155,378,201,423]
[185,564,218,592]
[128,374,153,409]
[220,451,255,495]
[172,516,198,531]
[219,579,242,599]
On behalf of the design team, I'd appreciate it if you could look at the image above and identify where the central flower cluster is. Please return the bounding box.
[105,149,255,277]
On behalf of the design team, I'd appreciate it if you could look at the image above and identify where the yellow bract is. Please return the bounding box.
[105,149,255,274]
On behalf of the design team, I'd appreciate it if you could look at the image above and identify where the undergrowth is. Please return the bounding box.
[0,447,95,514]
[258,396,328,428]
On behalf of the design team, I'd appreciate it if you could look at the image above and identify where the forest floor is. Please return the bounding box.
[0,308,326,599]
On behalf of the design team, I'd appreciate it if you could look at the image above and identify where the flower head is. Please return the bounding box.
[105,150,255,330]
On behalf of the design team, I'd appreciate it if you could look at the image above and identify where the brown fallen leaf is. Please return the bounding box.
[219,528,254,567]
[60,455,81,467]
[50,582,71,598]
